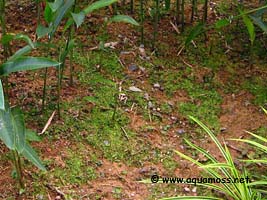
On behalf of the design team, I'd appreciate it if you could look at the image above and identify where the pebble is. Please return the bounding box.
[129,86,142,92]
[177,129,185,134]
[104,140,110,146]
[153,83,161,88]
[148,101,154,109]
[192,187,197,193]
[220,127,227,132]
[184,187,190,192]
[128,64,138,72]
[144,93,150,100]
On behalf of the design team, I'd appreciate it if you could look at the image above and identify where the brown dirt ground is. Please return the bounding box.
[0,1,267,200]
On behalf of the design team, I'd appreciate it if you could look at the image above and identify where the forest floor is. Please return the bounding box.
[0,1,267,200]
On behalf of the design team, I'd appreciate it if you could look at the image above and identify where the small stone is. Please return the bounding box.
[177,129,185,134]
[55,196,61,200]
[128,64,138,72]
[129,86,142,92]
[184,187,190,192]
[192,187,197,193]
[153,83,161,88]
[220,127,227,132]
[104,140,110,146]
[148,101,154,109]
[144,93,150,100]
[36,194,44,200]
[170,116,177,121]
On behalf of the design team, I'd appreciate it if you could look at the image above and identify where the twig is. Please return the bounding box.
[46,184,67,200]
[181,58,193,68]
[170,20,180,34]
[121,127,129,140]
[39,111,56,135]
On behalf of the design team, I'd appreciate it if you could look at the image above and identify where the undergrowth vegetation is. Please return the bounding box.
[0,0,267,199]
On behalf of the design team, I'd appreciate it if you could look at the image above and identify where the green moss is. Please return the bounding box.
[244,77,267,106]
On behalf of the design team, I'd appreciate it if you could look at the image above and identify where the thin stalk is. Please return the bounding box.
[191,0,197,23]
[175,0,180,24]
[57,0,76,119]
[181,0,185,32]
[130,0,134,14]
[36,0,41,25]
[152,0,160,50]
[57,62,61,119]
[69,48,74,86]
[12,151,24,190]
[0,0,10,99]
[203,0,208,22]
[140,0,144,44]
[41,41,51,113]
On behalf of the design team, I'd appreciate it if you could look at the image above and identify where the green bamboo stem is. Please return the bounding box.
[181,0,185,32]
[36,0,41,25]
[12,151,24,190]
[176,0,180,24]
[0,0,11,100]
[191,0,197,23]
[152,0,160,50]
[130,0,134,14]
[203,0,208,22]
[140,0,144,44]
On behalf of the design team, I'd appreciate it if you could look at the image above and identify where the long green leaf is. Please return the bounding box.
[11,107,26,153]
[50,0,75,37]
[185,23,204,46]
[71,12,85,27]
[21,143,46,171]
[0,108,15,150]
[161,197,222,200]
[83,0,118,15]
[48,0,64,12]
[240,9,255,45]
[1,34,35,48]
[109,15,139,26]
[0,80,4,110]
[0,57,60,75]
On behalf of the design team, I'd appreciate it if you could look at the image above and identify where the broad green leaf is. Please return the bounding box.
[1,34,35,48]
[0,107,25,153]
[161,197,222,200]
[21,143,46,171]
[36,25,52,38]
[215,19,230,29]
[8,44,36,61]
[109,15,139,26]
[83,0,118,15]
[250,14,267,33]
[0,80,4,110]
[11,108,26,153]
[185,23,204,46]
[0,108,15,150]
[71,12,85,27]
[0,57,60,75]
[50,0,75,37]
[240,10,255,45]
[48,0,64,12]
[7,42,58,61]
[26,129,41,142]
[44,3,53,23]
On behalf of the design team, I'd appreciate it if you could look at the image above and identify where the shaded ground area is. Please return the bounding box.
[0,1,267,200]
